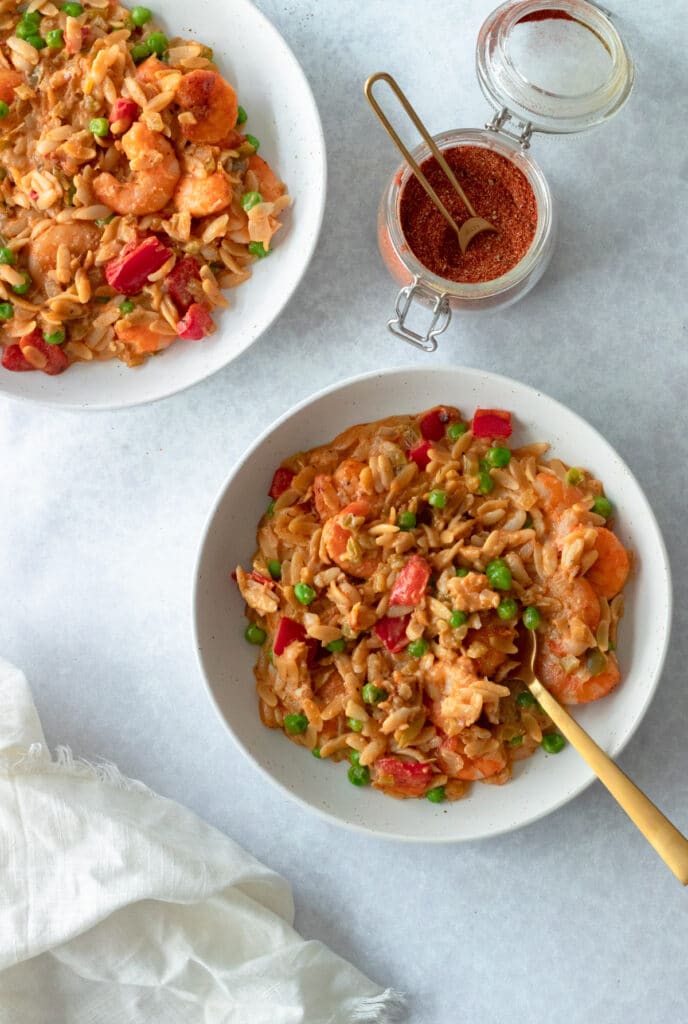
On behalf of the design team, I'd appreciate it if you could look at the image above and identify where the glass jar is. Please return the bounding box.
[376,0,634,351]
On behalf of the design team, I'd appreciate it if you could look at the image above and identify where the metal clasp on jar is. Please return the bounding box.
[387,278,451,352]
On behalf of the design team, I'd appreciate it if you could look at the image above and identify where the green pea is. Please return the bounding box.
[522,606,541,630]
[0,102,9,119]
[244,622,266,645]
[447,421,467,440]
[479,458,491,472]
[11,271,31,295]
[325,637,346,653]
[15,22,34,40]
[311,746,322,758]
[267,559,281,580]
[240,190,263,212]
[347,717,364,733]
[147,31,168,55]
[62,2,84,15]
[516,691,537,709]
[586,648,607,676]
[565,467,583,486]
[509,734,524,746]
[245,133,260,151]
[25,34,46,49]
[0,247,15,266]
[478,470,494,495]
[294,582,315,605]
[348,763,370,786]
[407,638,427,658]
[486,558,512,591]
[21,10,42,27]
[426,786,445,803]
[44,328,65,345]
[541,733,566,754]
[455,567,469,577]
[131,5,152,26]
[248,241,269,258]
[88,117,109,138]
[236,104,248,125]
[592,496,613,519]
[119,299,135,315]
[497,597,519,620]
[449,609,467,629]
[361,683,386,704]
[46,28,64,47]
[266,499,275,516]
[0,302,13,320]
[428,489,447,509]
[130,41,151,63]
[284,713,308,735]
[398,510,416,531]
[487,446,511,468]
[349,750,361,766]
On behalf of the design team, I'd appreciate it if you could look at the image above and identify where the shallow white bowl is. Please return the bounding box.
[193,366,672,842]
[1,0,326,410]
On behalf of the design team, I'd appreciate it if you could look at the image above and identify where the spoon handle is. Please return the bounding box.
[530,679,688,886]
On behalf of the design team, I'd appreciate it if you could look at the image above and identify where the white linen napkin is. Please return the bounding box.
[0,659,405,1024]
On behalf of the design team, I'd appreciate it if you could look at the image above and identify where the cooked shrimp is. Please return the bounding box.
[537,644,621,704]
[0,69,22,106]
[321,500,380,579]
[28,222,100,277]
[175,69,238,144]
[247,155,285,202]
[544,571,600,658]
[426,655,510,734]
[583,527,630,599]
[173,171,232,217]
[93,122,180,216]
[437,734,507,782]
[135,55,168,84]
[114,319,175,355]
[535,471,584,515]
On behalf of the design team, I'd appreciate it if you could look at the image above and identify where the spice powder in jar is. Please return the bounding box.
[398,146,538,283]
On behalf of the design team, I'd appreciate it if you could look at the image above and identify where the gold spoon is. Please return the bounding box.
[364,72,498,255]
[521,631,688,885]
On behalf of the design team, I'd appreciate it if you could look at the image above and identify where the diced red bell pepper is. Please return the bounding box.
[408,439,432,471]
[249,570,273,586]
[109,97,139,130]
[419,406,450,441]
[374,614,411,653]
[167,256,201,314]
[273,616,306,656]
[19,328,68,376]
[269,467,296,500]
[176,302,213,341]
[373,757,434,796]
[389,554,431,607]
[472,408,512,439]
[105,236,173,295]
[2,344,35,372]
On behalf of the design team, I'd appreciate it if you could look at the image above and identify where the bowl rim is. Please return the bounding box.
[0,0,327,413]
[192,364,673,843]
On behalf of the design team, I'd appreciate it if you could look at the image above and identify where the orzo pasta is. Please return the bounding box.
[235,406,631,802]
[0,1,289,375]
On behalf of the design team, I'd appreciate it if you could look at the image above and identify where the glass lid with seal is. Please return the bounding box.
[476,0,634,136]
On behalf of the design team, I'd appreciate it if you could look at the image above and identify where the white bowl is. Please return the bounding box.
[1,0,326,410]
[193,366,672,842]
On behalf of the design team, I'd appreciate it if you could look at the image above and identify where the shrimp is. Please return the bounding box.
[247,155,285,202]
[313,460,372,520]
[0,69,22,106]
[535,471,584,515]
[93,122,180,216]
[537,644,621,704]
[28,222,100,277]
[426,655,510,735]
[114,318,174,355]
[584,527,630,599]
[543,571,600,658]
[437,734,507,782]
[173,170,232,217]
[135,55,168,84]
[321,500,381,579]
[175,69,238,144]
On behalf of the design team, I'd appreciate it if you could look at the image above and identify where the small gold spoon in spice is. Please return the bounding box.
[521,630,688,885]
[364,72,498,254]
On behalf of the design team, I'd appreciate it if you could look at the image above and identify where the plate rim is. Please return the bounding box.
[192,363,674,843]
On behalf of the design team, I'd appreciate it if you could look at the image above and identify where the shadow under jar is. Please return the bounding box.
[376,0,635,351]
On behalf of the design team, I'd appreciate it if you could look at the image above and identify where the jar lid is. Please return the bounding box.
[476,0,634,135]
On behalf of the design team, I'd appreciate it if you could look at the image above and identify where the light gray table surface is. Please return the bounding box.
[2,2,687,1021]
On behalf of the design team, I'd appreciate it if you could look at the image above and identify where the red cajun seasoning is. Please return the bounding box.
[398,145,538,284]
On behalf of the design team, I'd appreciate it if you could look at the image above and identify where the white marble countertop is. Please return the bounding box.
[2,1,687,1020]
